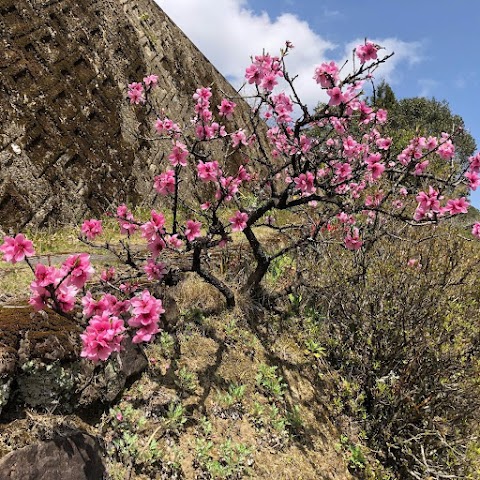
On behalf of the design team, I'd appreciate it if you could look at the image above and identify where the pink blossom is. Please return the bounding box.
[155,117,180,135]
[117,204,137,235]
[62,253,94,289]
[144,259,167,281]
[426,136,438,150]
[197,161,220,182]
[218,99,237,119]
[245,64,262,85]
[469,153,480,172]
[337,212,355,225]
[261,73,278,91]
[55,283,78,312]
[127,82,145,104]
[231,129,248,148]
[193,87,212,104]
[0,234,35,264]
[293,172,316,196]
[356,42,379,64]
[229,211,248,232]
[216,176,241,202]
[81,312,126,362]
[472,222,480,239]
[327,87,346,106]
[335,162,352,181]
[437,138,455,160]
[414,187,441,220]
[365,154,385,181]
[407,258,422,269]
[166,234,183,249]
[143,74,158,88]
[344,228,363,250]
[100,267,116,283]
[81,219,103,240]
[82,291,106,318]
[413,160,429,176]
[313,61,339,88]
[168,142,188,167]
[184,219,202,242]
[376,109,387,124]
[147,235,166,258]
[33,263,59,287]
[364,191,384,208]
[141,210,166,241]
[444,197,469,215]
[376,137,392,150]
[154,170,176,196]
[465,170,480,190]
[129,290,164,344]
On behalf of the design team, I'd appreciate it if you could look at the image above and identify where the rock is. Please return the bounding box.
[0,433,106,480]
[0,0,258,229]
[78,339,148,405]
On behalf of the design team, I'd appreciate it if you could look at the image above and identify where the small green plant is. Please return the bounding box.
[163,402,187,434]
[111,431,141,469]
[304,338,327,359]
[198,416,213,437]
[224,317,237,338]
[338,435,367,471]
[159,332,175,356]
[249,400,265,428]
[266,255,294,284]
[287,292,302,314]
[286,404,304,433]
[194,438,253,479]
[269,404,288,435]
[194,437,214,466]
[175,366,198,395]
[217,383,246,409]
[256,364,287,399]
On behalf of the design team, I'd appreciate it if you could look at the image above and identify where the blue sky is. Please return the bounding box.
[158,0,480,206]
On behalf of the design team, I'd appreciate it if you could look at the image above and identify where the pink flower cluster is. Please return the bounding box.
[141,210,167,257]
[192,87,228,140]
[0,234,35,264]
[127,75,158,104]
[80,311,126,362]
[154,169,176,195]
[30,253,94,312]
[245,53,284,91]
[81,219,103,240]
[155,117,181,136]
[414,186,469,220]
[465,152,480,190]
[344,227,363,250]
[80,289,164,360]
[117,204,138,235]
[356,42,379,64]
[313,61,340,88]
[128,289,164,343]
[229,211,249,232]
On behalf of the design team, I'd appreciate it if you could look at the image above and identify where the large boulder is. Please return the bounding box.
[0,433,106,480]
[0,0,254,229]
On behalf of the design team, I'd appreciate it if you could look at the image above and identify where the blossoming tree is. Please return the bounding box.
[2,41,480,362]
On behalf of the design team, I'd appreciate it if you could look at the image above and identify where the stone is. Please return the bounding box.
[0,433,106,480]
[0,0,256,229]
[78,339,148,405]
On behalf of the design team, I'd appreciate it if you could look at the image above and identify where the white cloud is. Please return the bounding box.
[418,78,439,97]
[156,0,423,109]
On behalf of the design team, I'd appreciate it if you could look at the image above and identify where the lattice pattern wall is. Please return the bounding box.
[0,0,247,229]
